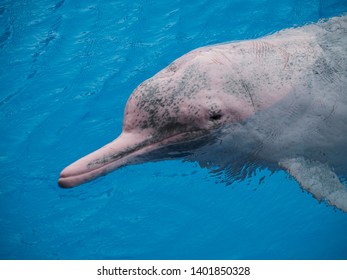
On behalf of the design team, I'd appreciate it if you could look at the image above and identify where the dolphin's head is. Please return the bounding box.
[123,62,228,143]
[58,49,253,187]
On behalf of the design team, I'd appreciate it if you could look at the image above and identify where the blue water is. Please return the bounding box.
[1,0,347,260]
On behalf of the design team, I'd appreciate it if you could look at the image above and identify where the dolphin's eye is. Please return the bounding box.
[209,113,222,121]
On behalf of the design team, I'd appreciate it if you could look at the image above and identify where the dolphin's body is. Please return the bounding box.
[59,15,347,212]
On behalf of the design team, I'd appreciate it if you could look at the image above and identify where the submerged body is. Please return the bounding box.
[59,16,347,211]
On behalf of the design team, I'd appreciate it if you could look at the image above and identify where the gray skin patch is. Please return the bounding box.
[124,62,217,140]
[312,56,341,83]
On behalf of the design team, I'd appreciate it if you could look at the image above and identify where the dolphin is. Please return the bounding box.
[58,15,347,212]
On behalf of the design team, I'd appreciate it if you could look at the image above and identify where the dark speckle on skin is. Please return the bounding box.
[312,56,339,83]
[168,62,178,72]
[240,80,256,111]
[129,62,211,134]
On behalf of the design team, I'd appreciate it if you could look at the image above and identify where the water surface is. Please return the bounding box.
[1,0,347,259]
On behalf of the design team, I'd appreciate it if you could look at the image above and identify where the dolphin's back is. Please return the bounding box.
[260,15,347,169]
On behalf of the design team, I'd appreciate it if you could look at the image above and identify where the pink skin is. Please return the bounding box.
[59,16,334,188]
[58,45,263,188]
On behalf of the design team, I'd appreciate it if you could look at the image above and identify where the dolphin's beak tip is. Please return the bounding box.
[58,176,71,188]
[58,166,76,188]
[57,178,66,188]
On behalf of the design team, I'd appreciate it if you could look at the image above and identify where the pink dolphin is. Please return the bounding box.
[59,16,347,212]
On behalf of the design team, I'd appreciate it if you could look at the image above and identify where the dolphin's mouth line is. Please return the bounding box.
[59,129,207,184]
